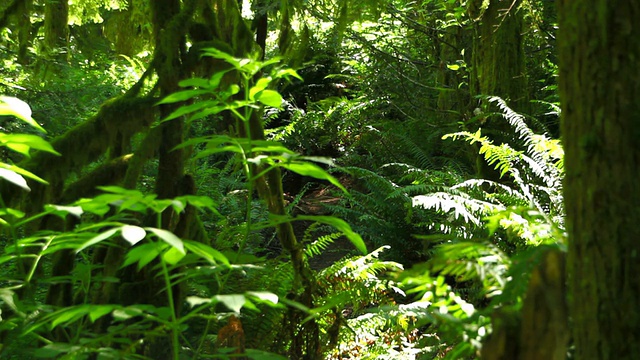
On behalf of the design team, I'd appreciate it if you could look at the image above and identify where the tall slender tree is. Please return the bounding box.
[44,0,69,60]
[558,1,640,358]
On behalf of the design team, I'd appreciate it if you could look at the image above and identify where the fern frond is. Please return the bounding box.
[452,179,529,205]
[305,232,343,258]
[429,242,510,298]
[412,192,502,226]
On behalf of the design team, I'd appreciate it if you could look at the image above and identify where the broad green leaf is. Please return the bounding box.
[178,77,210,88]
[0,134,60,156]
[256,90,283,108]
[156,89,210,105]
[273,68,303,81]
[96,185,140,195]
[214,294,246,313]
[249,77,272,100]
[246,291,278,305]
[0,162,48,184]
[0,96,46,132]
[33,343,78,358]
[88,305,117,323]
[162,246,186,265]
[193,146,243,159]
[201,48,241,68]
[447,64,460,70]
[147,228,184,253]
[209,70,229,88]
[121,225,146,245]
[188,105,227,121]
[51,305,90,328]
[176,195,218,211]
[0,168,29,191]
[6,142,28,156]
[162,100,219,122]
[183,240,230,266]
[45,205,84,218]
[296,156,336,166]
[76,199,110,216]
[250,144,296,154]
[122,242,165,269]
[0,207,25,218]
[279,162,346,193]
[240,59,262,76]
[186,296,212,307]
[76,228,119,253]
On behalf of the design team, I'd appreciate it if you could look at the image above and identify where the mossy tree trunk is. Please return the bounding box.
[466,0,527,179]
[16,0,33,64]
[469,0,527,112]
[436,3,470,118]
[558,0,640,358]
[44,0,69,60]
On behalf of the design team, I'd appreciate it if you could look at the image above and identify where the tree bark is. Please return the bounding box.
[44,0,69,60]
[469,0,527,112]
[558,0,640,358]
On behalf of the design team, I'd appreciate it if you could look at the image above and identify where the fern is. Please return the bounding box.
[305,232,343,258]
[393,99,566,358]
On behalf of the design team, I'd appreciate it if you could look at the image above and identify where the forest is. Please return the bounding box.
[0,0,638,359]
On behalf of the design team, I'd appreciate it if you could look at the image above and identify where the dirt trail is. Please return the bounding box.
[287,186,357,270]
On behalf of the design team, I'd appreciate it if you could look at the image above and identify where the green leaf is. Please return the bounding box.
[273,68,303,81]
[0,162,48,184]
[122,242,165,269]
[0,207,25,219]
[188,105,227,121]
[209,70,229,88]
[246,291,279,305]
[178,77,210,88]
[0,168,29,191]
[51,305,91,328]
[201,48,241,68]
[447,64,460,70]
[162,100,219,122]
[279,162,346,193]
[256,90,283,108]
[186,296,212,308]
[76,228,119,253]
[249,77,272,100]
[45,205,84,218]
[156,89,210,105]
[214,294,246,313]
[147,228,185,254]
[121,225,146,245]
[295,215,366,254]
[33,343,78,358]
[183,240,230,266]
[162,246,186,265]
[176,195,218,212]
[88,305,117,323]
[0,134,60,156]
[0,96,46,132]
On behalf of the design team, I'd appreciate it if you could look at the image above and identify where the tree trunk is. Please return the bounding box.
[558,0,640,358]
[469,0,527,112]
[16,0,33,64]
[44,0,69,60]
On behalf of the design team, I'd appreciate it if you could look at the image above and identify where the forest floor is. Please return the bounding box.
[287,184,358,270]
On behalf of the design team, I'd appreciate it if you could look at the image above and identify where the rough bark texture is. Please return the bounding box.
[44,0,69,58]
[482,247,567,360]
[558,1,640,359]
[16,0,32,64]
[470,0,527,111]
